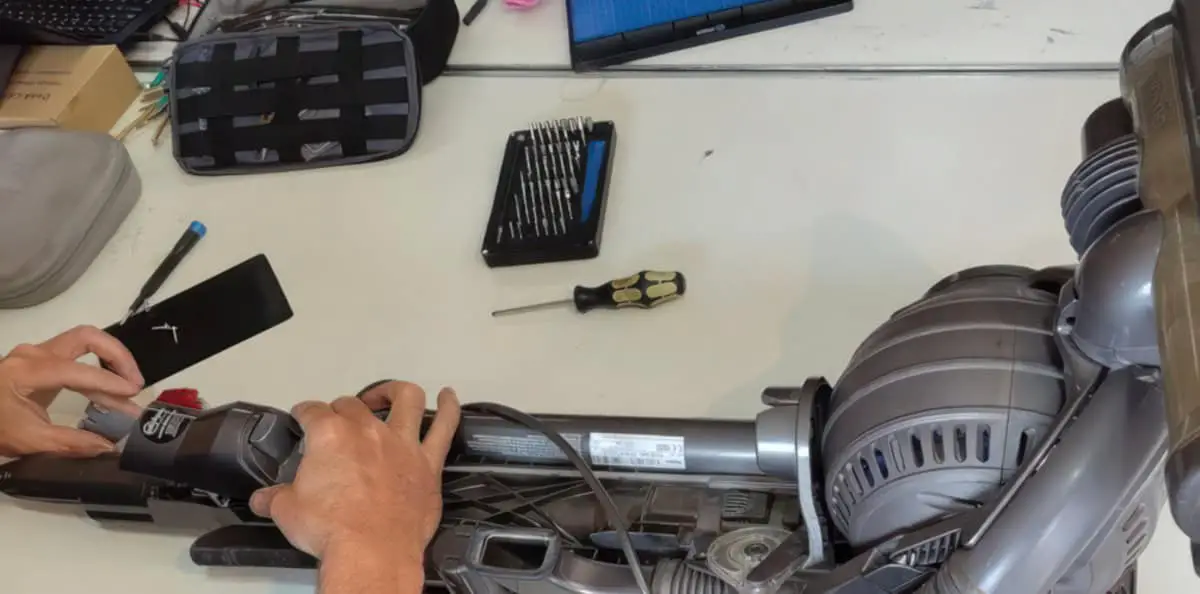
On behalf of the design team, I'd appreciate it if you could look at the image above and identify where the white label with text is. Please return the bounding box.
[588,433,686,470]
[466,432,583,461]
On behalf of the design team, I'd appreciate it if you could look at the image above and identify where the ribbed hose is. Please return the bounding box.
[651,560,732,594]
[1060,133,1140,257]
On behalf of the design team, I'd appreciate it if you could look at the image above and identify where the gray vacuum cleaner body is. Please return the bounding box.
[3,5,1200,594]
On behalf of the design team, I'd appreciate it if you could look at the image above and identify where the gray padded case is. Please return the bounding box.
[0,128,141,308]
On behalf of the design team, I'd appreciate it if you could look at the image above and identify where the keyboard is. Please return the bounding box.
[0,0,175,45]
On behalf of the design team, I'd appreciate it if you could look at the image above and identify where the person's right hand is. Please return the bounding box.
[249,381,461,568]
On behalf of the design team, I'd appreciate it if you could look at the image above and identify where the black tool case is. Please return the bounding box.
[168,23,423,175]
[481,118,616,268]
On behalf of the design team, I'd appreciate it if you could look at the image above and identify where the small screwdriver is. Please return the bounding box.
[121,221,206,324]
[492,271,686,317]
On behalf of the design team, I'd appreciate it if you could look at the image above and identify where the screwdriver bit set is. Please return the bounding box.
[481,117,617,267]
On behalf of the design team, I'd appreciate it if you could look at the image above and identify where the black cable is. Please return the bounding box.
[166,18,189,41]
[462,0,488,25]
[351,383,651,594]
[460,402,652,594]
[133,31,180,41]
[148,3,191,43]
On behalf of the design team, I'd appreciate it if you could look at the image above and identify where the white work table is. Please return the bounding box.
[0,72,1195,592]
[127,0,1160,71]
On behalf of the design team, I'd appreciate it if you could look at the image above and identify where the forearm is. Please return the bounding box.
[318,540,424,594]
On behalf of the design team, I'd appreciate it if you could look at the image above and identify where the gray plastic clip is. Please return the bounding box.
[78,402,138,443]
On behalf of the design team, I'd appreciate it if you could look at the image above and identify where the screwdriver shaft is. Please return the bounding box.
[524,145,548,235]
[519,170,536,238]
[545,123,567,230]
[530,128,553,235]
[491,298,574,317]
[552,122,576,222]
[512,175,524,234]
[533,123,562,235]
[555,121,577,189]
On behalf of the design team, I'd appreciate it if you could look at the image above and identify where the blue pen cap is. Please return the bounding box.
[189,221,207,237]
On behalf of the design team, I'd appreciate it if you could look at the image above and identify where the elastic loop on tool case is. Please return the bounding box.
[188,0,459,86]
[208,42,238,169]
[172,41,406,89]
[270,36,303,163]
[338,29,367,158]
[177,116,409,155]
[174,80,408,121]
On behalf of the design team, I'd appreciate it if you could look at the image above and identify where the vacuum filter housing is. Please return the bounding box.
[821,266,1065,546]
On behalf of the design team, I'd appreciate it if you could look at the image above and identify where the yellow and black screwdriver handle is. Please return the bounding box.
[572,270,686,312]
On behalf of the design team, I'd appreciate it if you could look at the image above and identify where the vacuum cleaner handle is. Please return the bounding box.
[1122,2,1200,543]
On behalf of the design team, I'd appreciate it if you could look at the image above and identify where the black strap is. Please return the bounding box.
[208,42,237,168]
[172,40,407,88]
[269,36,304,163]
[177,115,409,156]
[174,79,408,121]
[173,25,418,166]
[337,29,367,157]
[175,0,458,87]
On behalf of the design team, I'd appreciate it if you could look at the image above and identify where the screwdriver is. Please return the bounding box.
[492,271,686,317]
[121,220,207,324]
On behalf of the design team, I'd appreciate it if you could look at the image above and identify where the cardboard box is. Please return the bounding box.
[0,45,140,133]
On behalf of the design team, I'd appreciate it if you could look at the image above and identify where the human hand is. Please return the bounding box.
[250,381,461,566]
[0,326,144,458]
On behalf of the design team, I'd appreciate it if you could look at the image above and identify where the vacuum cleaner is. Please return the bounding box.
[4,4,1200,593]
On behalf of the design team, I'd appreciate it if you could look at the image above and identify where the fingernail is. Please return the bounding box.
[88,441,116,455]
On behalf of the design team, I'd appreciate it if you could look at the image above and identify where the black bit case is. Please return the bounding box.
[481,119,617,268]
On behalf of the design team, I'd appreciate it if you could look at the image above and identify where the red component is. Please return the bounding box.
[156,388,205,410]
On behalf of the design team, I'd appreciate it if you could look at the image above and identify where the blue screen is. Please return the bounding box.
[569,0,757,42]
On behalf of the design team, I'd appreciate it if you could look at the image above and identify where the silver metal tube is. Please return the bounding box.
[450,412,764,476]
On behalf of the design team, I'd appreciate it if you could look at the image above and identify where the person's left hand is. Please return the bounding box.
[0,325,145,458]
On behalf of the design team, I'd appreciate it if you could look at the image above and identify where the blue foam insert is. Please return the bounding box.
[569,0,759,42]
[581,140,606,222]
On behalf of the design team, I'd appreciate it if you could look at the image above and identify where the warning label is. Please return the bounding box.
[588,433,686,470]
[466,432,583,461]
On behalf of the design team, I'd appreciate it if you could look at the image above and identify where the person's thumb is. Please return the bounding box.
[36,425,115,457]
[250,484,289,518]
